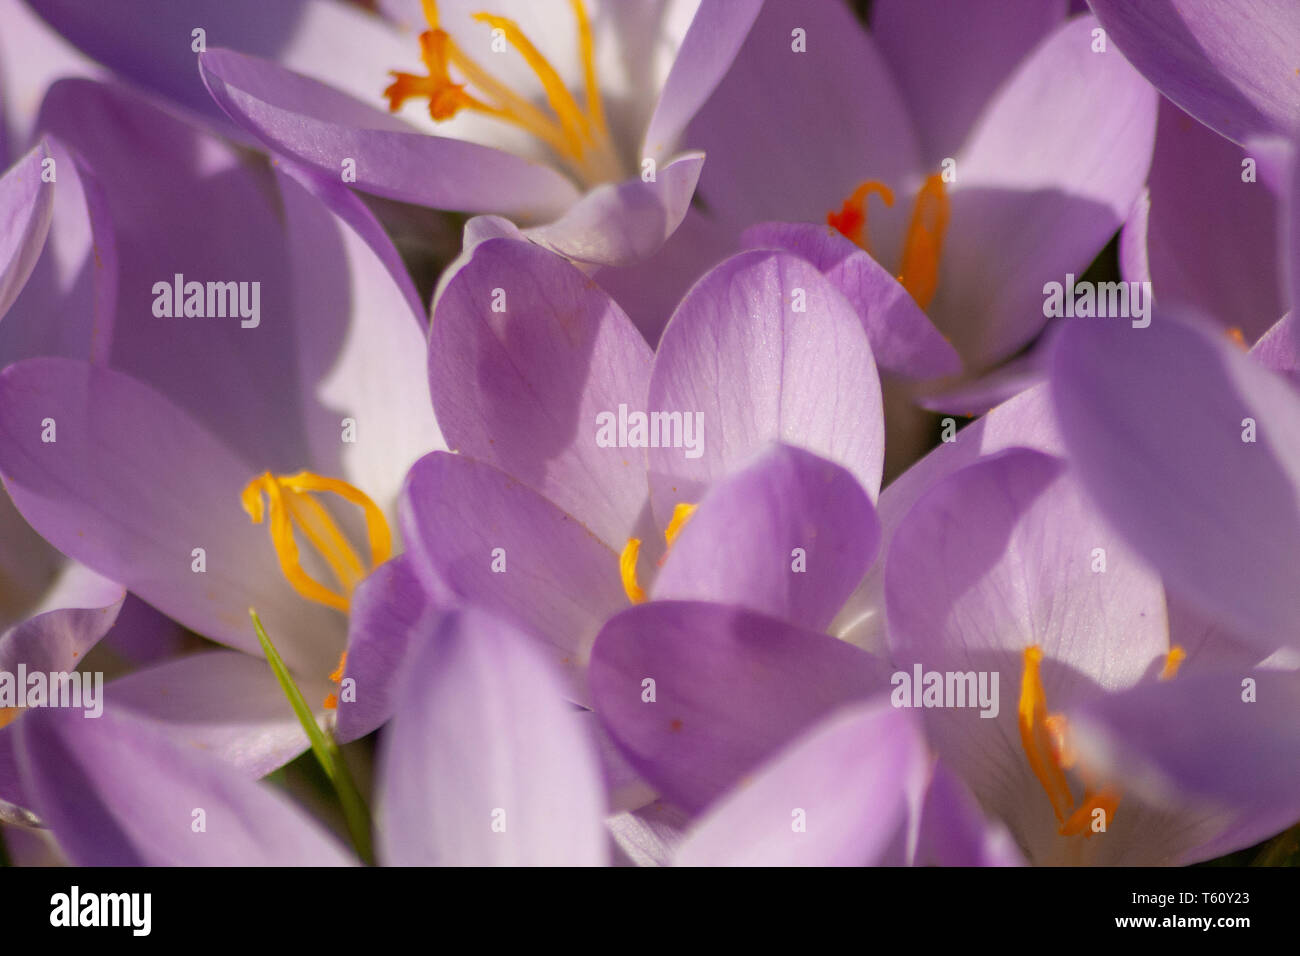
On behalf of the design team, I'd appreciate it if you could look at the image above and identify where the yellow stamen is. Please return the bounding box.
[619,537,646,604]
[329,651,348,684]
[386,0,619,185]
[827,172,950,309]
[1059,788,1121,837]
[663,503,698,549]
[1226,327,1248,350]
[241,471,392,614]
[323,693,339,710]
[1018,646,1074,825]
[896,173,949,309]
[827,181,894,256]
[1160,645,1186,681]
[0,707,18,730]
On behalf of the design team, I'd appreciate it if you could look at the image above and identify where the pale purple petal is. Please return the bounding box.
[0,141,53,322]
[377,608,607,866]
[15,706,352,865]
[647,250,884,528]
[590,600,890,812]
[654,444,880,632]
[1050,309,1300,649]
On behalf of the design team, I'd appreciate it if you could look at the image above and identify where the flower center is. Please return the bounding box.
[619,502,697,605]
[384,0,622,187]
[828,172,950,309]
[1017,643,1184,838]
[242,471,392,711]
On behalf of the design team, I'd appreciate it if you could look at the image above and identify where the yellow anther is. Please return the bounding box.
[1018,645,1074,825]
[1160,645,1186,681]
[1059,788,1121,837]
[0,707,18,731]
[827,180,894,255]
[241,471,392,614]
[663,502,698,549]
[619,537,646,605]
[329,651,348,684]
[386,0,619,185]
[896,173,949,309]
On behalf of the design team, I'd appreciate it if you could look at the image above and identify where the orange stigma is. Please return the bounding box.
[829,171,950,309]
[385,0,620,186]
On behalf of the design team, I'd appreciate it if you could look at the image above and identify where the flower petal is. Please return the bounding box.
[0,141,53,323]
[428,237,653,550]
[15,705,352,865]
[590,600,889,812]
[654,443,880,633]
[647,249,884,528]
[675,698,927,866]
[377,607,606,865]
[1050,309,1300,649]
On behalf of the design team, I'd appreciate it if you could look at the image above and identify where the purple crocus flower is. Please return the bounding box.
[25,0,764,269]
[0,77,441,794]
[593,441,1287,864]
[345,233,889,729]
[13,608,610,866]
[682,1,1158,379]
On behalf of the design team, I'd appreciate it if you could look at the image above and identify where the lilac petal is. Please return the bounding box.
[1071,669,1300,838]
[15,706,352,865]
[912,762,1025,867]
[936,15,1157,368]
[885,448,1168,832]
[589,600,889,812]
[654,444,880,633]
[1145,100,1282,340]
[400,451,628,702]
[833,382,1064,653]
[274,164,442,516]
[871,0,1067,162]
[916,350,1045,418]
[1050,309,1300,650]
[1288,140,1300,313]
[428,237,653,550]
[647,250,884,528]
[377,608,606,866]
[675,699,927,866]
[523,153,703,266]
[1251,312,1299,388]
[1086,0,1300,144]
[199,49,580,218]
[685,0,919,251]
[742,221,961,380]
[0,136,118,366]
[27,0,413,129]
[641,0,763,161]
[335,554,435,744]
[104,650,337,779]
[1119,188,1150,284]
[0,578,123,675]
[593,206,736,347]
[0,141,53,322]
[0,357,343,676]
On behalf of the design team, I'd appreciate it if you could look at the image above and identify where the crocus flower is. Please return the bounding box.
[683,2,1156,386]
[13,608,609,866]
[1050,304,1300,654]
[358,233,889,728]
[26,0,764,269]
[0,77,441,790]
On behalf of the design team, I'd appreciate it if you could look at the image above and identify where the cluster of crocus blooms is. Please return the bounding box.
[0,0,1296,869]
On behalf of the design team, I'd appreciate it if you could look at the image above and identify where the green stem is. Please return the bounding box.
[250,608,374,865]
